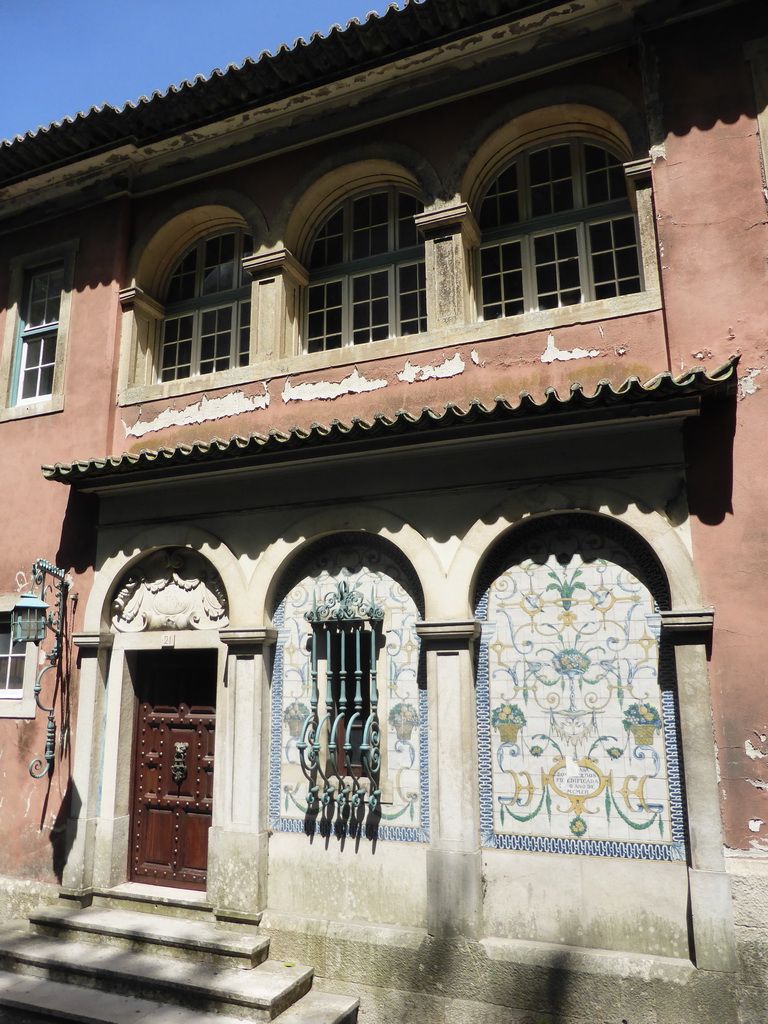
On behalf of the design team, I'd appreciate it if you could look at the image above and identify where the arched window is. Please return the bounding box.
[305,188,426,353]
[159,229,252,382]
[478,139,642,319]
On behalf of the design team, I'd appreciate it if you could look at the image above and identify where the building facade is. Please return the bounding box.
[0,1,767,1020]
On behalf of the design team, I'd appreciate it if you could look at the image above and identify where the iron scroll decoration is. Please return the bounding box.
[15,559,70,779]
[297,580,385,821]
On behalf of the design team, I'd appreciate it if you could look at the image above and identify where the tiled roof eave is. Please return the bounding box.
[0,0,560,186]
[41,358,739,490]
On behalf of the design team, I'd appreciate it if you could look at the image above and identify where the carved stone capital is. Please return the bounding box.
[624,157,653,187]
[119,286,165,320]
[73,632,114,650]
[660,608,715,633]
[415,203,480,247]
[243,249,309,287]
[220,628,278,649]
[415,620,481,645]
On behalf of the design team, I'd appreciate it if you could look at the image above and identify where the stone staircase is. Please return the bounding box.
[0,888,358,1023]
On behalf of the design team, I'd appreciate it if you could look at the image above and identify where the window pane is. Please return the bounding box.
[310,209,344,270]
[585,145,627,206]
[534,228,582,308]
[480,241,524,319]
[306,281,344,352]
[589,217,641,299]
[160,315,194,381]
[238,301,251,367]
[397,193,422,249]
[352,192,390,260]
[199,306,233,374]
[19,330,57,401]
[352,270,389,344]
[530,144,574,217]
[26,265,63,328]
[166,249,197,304]
[480,163,520,230]
[203,233,236,295]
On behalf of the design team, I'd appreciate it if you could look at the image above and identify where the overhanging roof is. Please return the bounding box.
[42,359,738,490]
[0,0,562,187]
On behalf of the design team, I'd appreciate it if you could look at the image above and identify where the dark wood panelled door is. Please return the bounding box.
[129,649,217,890]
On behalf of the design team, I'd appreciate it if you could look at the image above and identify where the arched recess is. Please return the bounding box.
[119,193,268,393]
[283,153,440,266]
[85,525,248,633]
[473,511,686,857]
[129,192,268,296]
[451,92,645,206]
[266,531,430,844]
[249,504,444,625]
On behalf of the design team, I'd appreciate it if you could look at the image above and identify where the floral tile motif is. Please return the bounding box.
[476,520,686,860]
[269,540,428,842]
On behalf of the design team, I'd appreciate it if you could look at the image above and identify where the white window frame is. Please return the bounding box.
[0,602,39,719]
[0,240,78,422]
[304,187,427,353]
[158,229,252,384]
[477,139,644,321]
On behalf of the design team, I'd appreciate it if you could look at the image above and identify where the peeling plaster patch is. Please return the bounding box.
[470,349,485,367]
[282,366,387,403]
[738,367,762,400]
[650,143,666,162]
[541,333,600,364]
[125,388,270,437]
[747,778,768,791]
[397,352,466,383]
[745,739,766,760]
[749,819,764,833]
[693,349,713,361]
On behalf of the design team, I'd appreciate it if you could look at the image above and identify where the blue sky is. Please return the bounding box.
[0,1,402,143]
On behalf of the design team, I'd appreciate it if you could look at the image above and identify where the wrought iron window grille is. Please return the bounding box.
[298,581,384,829]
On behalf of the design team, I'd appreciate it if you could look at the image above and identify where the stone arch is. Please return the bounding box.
[446,487,703,622]
[248,505,444,624]
[454,92,647,209]
[84,525,248,633]
[129,191,268,298]
[281,150,442,264]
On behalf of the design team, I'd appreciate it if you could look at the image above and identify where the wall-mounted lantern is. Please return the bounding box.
[13,559,69,779]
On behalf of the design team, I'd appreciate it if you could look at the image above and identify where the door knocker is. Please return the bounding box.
[171,742,189,785]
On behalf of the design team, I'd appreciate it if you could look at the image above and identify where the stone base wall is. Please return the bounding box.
[0,876,58,923]
[261,910,740,1024]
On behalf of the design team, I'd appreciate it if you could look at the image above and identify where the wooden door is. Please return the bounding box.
[129,649,216,890]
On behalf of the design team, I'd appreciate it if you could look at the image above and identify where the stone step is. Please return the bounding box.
[29,906,269,969]
[90,883,214,921]
[0,972,358,1023]
[0,930,313,1021]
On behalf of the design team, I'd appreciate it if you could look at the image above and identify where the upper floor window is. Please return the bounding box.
[478,139,642,320]
[160,229,253,382]
[305,188,426,353]
[14,263,64,404]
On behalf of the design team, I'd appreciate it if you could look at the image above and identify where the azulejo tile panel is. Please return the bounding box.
[476,520,686,861]
[269,539,429,842]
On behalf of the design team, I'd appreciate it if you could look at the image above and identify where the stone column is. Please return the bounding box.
[415,203,480,330]
[415,619,482,939]
[207,627,277,923]
[661,607,737,971]
[118,287,164,389]
[60,633,114,901]
[243,249,308,362]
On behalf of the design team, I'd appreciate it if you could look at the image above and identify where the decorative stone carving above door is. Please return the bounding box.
[111,548,229,632]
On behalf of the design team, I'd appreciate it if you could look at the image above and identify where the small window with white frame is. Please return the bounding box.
[305,187,427,353]
[477,138,643,320]
[159,229,253,382]
[14,263,64,404]
[0,240,77,421]
[0,606,36,719]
